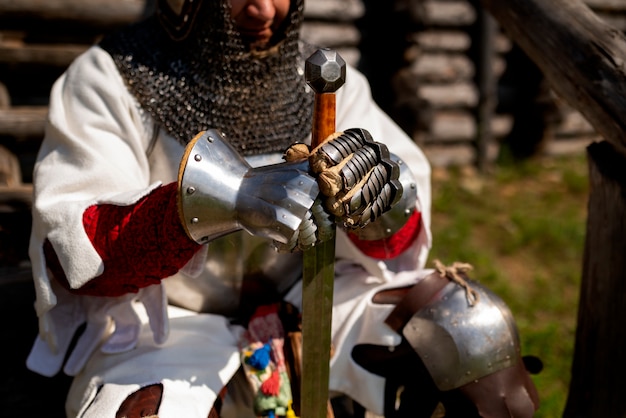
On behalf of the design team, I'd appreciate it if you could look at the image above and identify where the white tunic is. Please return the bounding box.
[26,46,433,417]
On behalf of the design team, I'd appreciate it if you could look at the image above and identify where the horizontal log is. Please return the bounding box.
[303,0,364,21]
[0,41,86,67]
[425,110,512,142]
[419,82,478,109]
[415,31,472,53]
[424,143,477,166]
[415,29,515,57]
[554,108,597,138]
[301,22,361,48]
[545,136,599,156]
[0,0,149,26]
[411,52,474,83]
[0,184,33,210]
[431,111,476,141]
[424,142,499,167]
[0,106,47,138]
[423,0,477,27]
[492,114,514,138]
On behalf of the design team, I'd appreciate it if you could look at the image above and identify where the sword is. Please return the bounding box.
[300,49,346,418]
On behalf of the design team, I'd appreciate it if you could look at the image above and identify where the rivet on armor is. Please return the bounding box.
[187,186,196,195]
[191,217,199,224]
[194,154,202,162]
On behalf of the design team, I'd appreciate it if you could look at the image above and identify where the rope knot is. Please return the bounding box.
[434,259,480,306]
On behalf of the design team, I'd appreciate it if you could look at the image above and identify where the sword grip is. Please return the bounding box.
[311,93,336,147]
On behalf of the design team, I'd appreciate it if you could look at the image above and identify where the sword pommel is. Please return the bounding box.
[305,49,346,94]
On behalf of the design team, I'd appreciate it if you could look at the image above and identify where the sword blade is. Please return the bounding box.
[301,236,335,418]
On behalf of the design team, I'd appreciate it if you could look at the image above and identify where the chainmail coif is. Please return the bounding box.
[99,0,315,156]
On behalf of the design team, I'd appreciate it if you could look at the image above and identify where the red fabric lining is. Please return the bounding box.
[44,182,201,297]
[348,209,422,259]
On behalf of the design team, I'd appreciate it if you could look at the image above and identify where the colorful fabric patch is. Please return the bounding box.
[240,304,296,418]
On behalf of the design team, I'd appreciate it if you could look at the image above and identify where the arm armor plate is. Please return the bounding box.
[177,130,319,244]
[402,280,521,391]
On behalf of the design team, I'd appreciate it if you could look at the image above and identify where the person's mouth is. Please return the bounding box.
[239,26,273,41]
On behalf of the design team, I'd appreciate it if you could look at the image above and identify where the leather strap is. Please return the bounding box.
[383,271,449,333]
[458,360,540,418]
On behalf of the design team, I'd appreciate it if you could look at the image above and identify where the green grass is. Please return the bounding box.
[426,152,589,417]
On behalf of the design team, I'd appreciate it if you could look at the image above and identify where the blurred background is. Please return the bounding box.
[1,0,618,416]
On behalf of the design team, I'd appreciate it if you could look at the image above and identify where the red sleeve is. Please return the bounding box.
[44,182,202,297]
[347,209,422,259]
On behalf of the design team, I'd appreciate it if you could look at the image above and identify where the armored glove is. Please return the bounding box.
[178,130,319,246]
[285,128,403,230]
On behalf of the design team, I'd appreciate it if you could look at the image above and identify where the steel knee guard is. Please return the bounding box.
[354,270,540,417]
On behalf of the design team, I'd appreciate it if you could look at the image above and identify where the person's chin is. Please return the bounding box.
[246,36,274,52]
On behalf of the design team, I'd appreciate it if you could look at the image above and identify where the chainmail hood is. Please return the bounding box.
[99,0,315,155]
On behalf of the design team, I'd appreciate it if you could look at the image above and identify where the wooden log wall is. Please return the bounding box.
[393,0,622,166]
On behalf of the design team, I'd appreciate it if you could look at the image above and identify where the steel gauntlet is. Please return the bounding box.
[285,128,414,241]
[177,130,319,244]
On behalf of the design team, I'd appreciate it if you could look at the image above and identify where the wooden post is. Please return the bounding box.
[563,141,626,417]
[473,2,497,171]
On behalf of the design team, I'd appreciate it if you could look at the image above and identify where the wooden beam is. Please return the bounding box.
[584,0,626,12]
[0,41,86,67]
[480,0,626,154]
[0,0,150,26]
[564,141,626,417]
[0,106,47,138]
[0,185,32,208]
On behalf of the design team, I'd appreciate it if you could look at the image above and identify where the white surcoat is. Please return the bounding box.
[27,46,433,417]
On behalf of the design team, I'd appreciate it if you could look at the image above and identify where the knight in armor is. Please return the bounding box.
[26,0,539,416]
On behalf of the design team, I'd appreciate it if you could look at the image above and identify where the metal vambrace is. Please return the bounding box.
[177,130,319,244]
